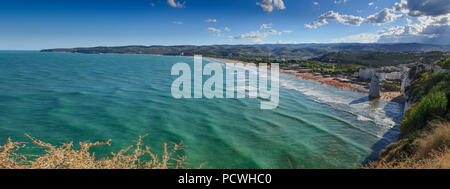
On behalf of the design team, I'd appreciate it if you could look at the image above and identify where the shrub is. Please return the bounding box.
[0,134,200,169]
[400,91,447,136]
[434,56,450,69]
[381,82,401,91]
[407,71,449,103]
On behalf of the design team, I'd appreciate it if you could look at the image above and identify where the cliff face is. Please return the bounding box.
[369,66,450,168]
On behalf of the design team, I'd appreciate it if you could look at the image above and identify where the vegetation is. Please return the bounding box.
[0,134,197,169]
[400,90,447,136]
[434,56,450,69]
[298,61,364,75]
[369,70,450,169]
[381,80,402,91]
[226,57,286,64]
[41,43,449,60]
[314,51,445,67]
[406,70,449,105]
[370,122,449,169]
[227,57,365,76]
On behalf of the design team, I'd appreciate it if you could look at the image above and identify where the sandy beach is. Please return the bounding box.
[207,57,403,103]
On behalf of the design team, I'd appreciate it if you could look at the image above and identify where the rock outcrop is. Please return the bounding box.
[369,75,381,99]
[359,68,375,81]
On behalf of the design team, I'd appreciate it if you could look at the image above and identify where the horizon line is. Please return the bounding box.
[2,42,450,51]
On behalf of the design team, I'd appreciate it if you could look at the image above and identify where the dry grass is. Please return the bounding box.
[368,148,449,169]
[367,121,450,169]
[414,122,450,158]
[0,134,201,169]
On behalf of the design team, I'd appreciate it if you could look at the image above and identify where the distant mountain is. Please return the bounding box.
[41,43,450,59]
[313,51,445,67]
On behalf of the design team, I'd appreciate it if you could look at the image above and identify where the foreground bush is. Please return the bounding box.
[0,134,193,169]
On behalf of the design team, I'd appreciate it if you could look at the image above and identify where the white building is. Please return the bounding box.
[375,72,386,81]
[385,72,402,80]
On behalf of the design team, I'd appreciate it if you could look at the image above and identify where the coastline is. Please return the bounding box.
[207,57,403,103]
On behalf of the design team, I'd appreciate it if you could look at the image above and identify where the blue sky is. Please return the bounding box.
[0,0,448,49]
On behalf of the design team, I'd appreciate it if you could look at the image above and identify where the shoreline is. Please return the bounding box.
[207,57,404,103]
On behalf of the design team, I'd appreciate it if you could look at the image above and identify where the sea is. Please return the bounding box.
[0,51,404,168]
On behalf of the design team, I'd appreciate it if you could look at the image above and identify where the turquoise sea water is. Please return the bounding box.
[0,51,403,168]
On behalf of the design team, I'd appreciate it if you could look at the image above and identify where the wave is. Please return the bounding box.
[273,111,372,153]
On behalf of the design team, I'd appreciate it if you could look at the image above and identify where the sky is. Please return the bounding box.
[0,0,448,50]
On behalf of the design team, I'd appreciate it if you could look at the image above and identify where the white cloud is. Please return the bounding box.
[307,7,405,28]
[208,27,223,37]
[334,0,348,4]
[378,14,450,44]
[234,31,265,43]
[260,23,272,29]
[370,0,448,43]
[394,0,450,17]
[365,8,403,24]
[208,27,231,37]
[234,29,291,43]
[306,0,449,44]
[313,2,319,6]
[205,18,217,23]
[167,0,184,8]
[332,33,380,43]
[208,27,221,33]
[333,14,449,45]
[305,11,364,28]
[256,0,286,12]
[277,40,301,44]
[406,18,413,24]
[372,0,450,44]
[305,19,328,29]
[252,38,264,44]
[172,21,183,24]
[267,29,283,35]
